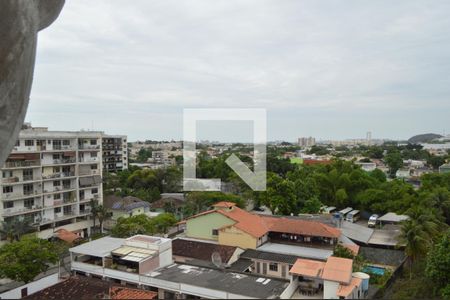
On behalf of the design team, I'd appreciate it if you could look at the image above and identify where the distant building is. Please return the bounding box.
[298,137,316,147]
[103,195,150,229]
[439,163,450,174]
[102,135,128,173]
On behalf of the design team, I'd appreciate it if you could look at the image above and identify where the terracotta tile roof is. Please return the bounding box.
[109,287,158,299]
[55,229,82,244]
[322,256,353,284]
[24,276,112,300]
[184,202,341,239]
[289,258,326,278]
[172,239,237,263]
[213,201,237,208]
[262,216,341,239]
[343,243,360,256]
[337,277,362,297]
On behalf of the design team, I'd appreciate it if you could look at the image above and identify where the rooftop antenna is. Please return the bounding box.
[211,251,223,269]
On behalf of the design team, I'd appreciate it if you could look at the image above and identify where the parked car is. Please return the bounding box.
[368,214,379,228]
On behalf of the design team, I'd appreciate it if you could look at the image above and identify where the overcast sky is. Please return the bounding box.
[27,0,450,142]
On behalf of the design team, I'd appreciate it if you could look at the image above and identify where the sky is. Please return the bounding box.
[27,0,450,142]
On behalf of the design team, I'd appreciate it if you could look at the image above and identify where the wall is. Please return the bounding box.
[280,277,299,299]
[252,259,291,279]
[324,280,340,299]
[186,212,234,240]
[218,225,257,249]
[0,273,60,299]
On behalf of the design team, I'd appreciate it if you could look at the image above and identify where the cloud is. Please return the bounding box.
[28,0,450,141]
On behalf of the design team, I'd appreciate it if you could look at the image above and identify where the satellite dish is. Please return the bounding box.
[211,252,223,268]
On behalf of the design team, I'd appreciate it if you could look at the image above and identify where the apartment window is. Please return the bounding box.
[23,169,33,180]
[47,140,51,144]
[212,229,218,236]
[53,166,61,173]
[24,199,34,208]
[63,206,72,214]
[23,184,33,195]
[25,140,34,146]
[2,171,13,178]
[92,188,98,194]
[15,140,20,147]
[3,186,13,193]
[90,164,98,170]
[91,152,97,157]
[53,180,61,187]
[3,201,13,209]
[54,193,61,200]
[90,139,97,145]
[54,207,61,213]
[53,154,61,160]
[269,263,278,272]
[63,140,70,146]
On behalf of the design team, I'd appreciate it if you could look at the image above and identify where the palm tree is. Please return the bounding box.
[96,205,109,234]
[397,219,430,279]
[89,199,100,234]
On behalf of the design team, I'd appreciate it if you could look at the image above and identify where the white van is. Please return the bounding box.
[368,214,379,227]
[345,210,360,223]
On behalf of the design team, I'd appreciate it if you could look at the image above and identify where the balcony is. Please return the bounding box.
[51,145,75,151]
[78,145,100,150]
[79,169,100,176]
[78,157,99,163]
[3,160,40,169]
[42,172,75,180]
[42,158,76,166]
[1,176,19,184]
[43,186,75,194]
[2,206,43,217]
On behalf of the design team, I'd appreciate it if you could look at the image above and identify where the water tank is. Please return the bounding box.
[352,272,370,292]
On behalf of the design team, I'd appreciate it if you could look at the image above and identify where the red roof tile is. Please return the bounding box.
[109,287,157,299]
[262,216,341,239]
[213,201,236,208]
[322,256,353,284]
[337,277,362,297]
[55,229,82,244]
[289,258,326,278]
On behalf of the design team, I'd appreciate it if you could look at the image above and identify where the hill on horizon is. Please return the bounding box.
[408,133,443,144]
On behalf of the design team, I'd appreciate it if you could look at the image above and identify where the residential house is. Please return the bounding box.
[103,195,150,229]
[439,163,450,174]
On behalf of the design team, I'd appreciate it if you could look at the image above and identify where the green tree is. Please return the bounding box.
[0,237,59,283]
[89,199,100,233]
[151,213,177,234]
[301,197,322,214]
[427,155,446,170]
[398,219,430,279]
[111,213,177,238]
[384,152,403,178]
[425,230,450,294]
[96,205,110,233]
[333,244,355,259]
[0,219,32,242]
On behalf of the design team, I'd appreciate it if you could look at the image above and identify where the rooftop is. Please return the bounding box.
[150,263,289,299]
[109,286,157,299]
[321,257,353,284]
[257,243,333,261]
[289,259,326,278]
[241,249,302,265]
[172,238,237,263]
[70,237,124,257]
[378,212,410,223]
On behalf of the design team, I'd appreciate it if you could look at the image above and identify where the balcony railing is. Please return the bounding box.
[78,158,98,163]
[78,145,100,150]
[79,169,99,176]
[3,160,40,168]
[1,177,19,184]
[43,158,76,165]
[2,206,43,217]
[42,172,75,179]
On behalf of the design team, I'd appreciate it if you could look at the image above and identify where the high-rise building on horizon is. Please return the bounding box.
[102,135,128,173]
[298,136,316,147]
[0,126,106,241]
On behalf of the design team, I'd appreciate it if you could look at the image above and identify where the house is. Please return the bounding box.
[355,162,376,172]
[69,235,290,299]
[288,256,367,299]
[395,168,411,179]
[151,193,185,219]
[378,212,409,225]
[103,195,150,228]
[183,202,341,249]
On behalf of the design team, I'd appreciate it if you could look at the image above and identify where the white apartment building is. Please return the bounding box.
[298,137,316,147]
[0,126,104,240]
[102,135,128,173]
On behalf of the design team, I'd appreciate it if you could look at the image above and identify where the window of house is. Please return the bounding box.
[256,262,260,273]
[3,201,13,209]
[90,164,98,170]
[281,265,287,278]
[54,207,61,213]
[23,169,33,180]
[90,139,97,145]
[53,154,61,160]
[63,140,70,145]
[262,263,267,274]
[15,140,20,147]
[25,140,34,146]
[91,152,97,157]
[53,180,61,187]
[269,263,278,272]
[54,193,61,200]
[3,186,13,193]
[53,166,61,173]
[92,188,98,194]
[212,229,218,236]
[24,198,34,208]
